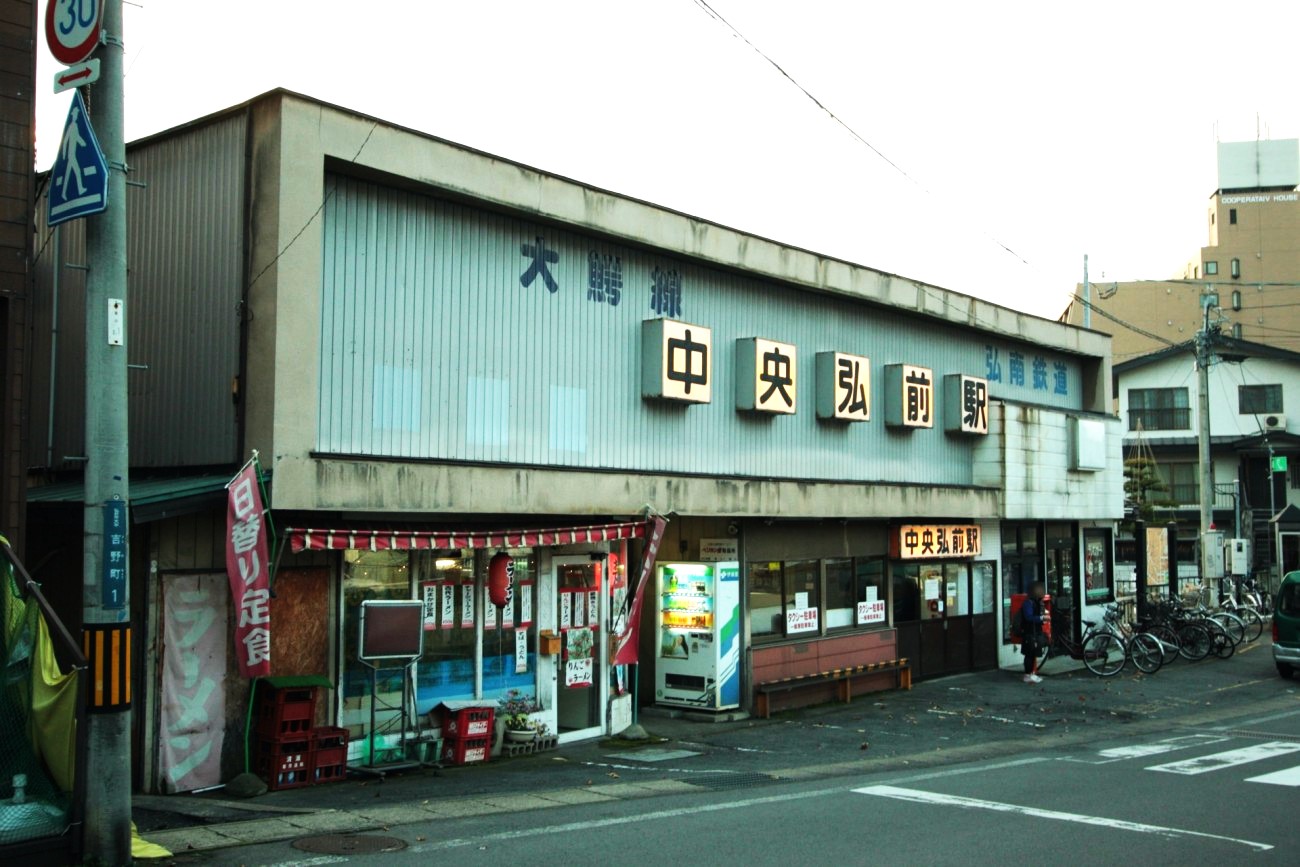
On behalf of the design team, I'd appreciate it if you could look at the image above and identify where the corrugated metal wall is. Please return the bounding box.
[29,113,246,469]
[319,174,1084,485]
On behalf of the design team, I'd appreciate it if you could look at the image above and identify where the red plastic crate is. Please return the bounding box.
[443,736,491,765]
[256,687,317,737]
[254,735,313,790]
[312,726,348,750]
[441,707,495,739]
[313,759,347,783]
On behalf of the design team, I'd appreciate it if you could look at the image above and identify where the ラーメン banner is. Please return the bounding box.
[612,516,668,666]
[225,459,272,677]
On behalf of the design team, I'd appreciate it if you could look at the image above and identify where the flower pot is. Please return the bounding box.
[505,728,536,744]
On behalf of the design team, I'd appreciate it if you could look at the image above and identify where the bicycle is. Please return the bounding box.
[1032,607,1163,677]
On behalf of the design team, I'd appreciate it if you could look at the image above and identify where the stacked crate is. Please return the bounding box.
[440,705,494,765]
[253,685,317,790]
[311,726,349,783]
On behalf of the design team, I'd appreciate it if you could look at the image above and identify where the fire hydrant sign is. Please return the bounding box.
[225,462,271,678]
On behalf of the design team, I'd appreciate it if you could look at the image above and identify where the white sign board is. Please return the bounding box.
[786,607,819,635]
[857,600,886,625]
[699,538,739,561]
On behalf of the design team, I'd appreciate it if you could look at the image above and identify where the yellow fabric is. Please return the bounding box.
[31,610,78,793]
[132,822,173,859]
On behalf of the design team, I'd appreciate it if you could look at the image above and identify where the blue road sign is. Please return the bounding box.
[102,498,127,609]
[48,90,108,227]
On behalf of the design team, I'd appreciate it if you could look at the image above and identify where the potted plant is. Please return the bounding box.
[498,689,541,743]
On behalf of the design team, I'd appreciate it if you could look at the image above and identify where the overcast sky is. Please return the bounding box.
[33,0,1300,319]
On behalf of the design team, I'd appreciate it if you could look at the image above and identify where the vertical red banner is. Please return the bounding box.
[225,462,272,678]
[612,517,667,666]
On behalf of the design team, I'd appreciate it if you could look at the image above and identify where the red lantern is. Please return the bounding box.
[488,552,514,608]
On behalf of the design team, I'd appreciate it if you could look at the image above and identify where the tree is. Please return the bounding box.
[1123,456,1175,529]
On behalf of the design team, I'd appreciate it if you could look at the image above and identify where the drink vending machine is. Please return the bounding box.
[654,561,740,710]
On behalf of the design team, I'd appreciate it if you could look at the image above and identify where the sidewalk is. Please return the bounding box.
[137,643,1284,857]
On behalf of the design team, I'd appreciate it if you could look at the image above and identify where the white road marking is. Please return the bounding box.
[853,785,1272,852]
[1210,707,1300,730]
[1146,741,1300,776]
[1096,735,1229,759]
[926,708,1046,729]
[1246,764,1300,787]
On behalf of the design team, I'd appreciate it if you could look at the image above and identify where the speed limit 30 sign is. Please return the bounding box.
[46,0,104,67]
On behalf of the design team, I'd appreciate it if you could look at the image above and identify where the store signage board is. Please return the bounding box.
[642,318,712,404]
[1272,455,1288,473]
[943,373,990,436]
[884,364,935,429]
[891,524,982,559]
[857,600,886,625]
[786,607,818,635]
[46,0,103,66]
[735,337,797,414]
[816,351,870,422]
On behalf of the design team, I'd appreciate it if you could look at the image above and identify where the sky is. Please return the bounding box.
[32,0,1300,320]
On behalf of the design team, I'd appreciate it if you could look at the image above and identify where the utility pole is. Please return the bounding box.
[1082,254,1091,330]
[81,1,132,862]
[1196,287,1217,601]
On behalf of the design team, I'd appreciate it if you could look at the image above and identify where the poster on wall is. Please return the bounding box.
[573,591,586,628]
[502,590,515,629]
[441,584,455,629]
[485,599,497,630]
[1146,526,1169,588]
[519,581,533,626]
[786,607,819,634]
[587,590,599,627]
[565,626,594,687]
[515,628,528,674]
[421,582,439,630]
[159,573,228,793]
[857,599,886,625]
[461,584,474,628]
[561,592,573,629]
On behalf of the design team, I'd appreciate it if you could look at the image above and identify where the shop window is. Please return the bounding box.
[411,550,483,709]
[1083,528,1115,604]
[1127,387,1190,431]
[751,557,887,641]
[971,561,997,614]
[1000,522,1042,642]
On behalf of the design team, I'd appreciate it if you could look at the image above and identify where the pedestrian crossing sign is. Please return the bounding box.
[48,90,108,227]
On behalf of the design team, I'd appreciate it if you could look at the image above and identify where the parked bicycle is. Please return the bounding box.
[1035,605,1163,676]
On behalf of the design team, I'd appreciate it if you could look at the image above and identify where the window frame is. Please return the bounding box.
[1239,384,1283,415]
[749,556,890,643]
[1127,387,1191,431]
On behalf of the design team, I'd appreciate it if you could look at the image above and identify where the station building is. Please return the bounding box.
[27,90,1123,792]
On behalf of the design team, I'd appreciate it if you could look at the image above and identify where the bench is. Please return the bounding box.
[754,658,911,719]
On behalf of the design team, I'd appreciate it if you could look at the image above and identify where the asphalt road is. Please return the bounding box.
[156,641,1300,866]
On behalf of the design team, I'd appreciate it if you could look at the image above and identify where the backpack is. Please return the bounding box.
[1010,601,1028,641]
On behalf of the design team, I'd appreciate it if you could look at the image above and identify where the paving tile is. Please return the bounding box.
[145,826,238,853]
[283,810,382,833]
[211,818,305,844]
[350,805,435,826]
[422,799,503,818]
[477,793,558,812]
[534,788,618,805]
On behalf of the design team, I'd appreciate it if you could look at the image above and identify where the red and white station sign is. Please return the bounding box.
[46,0,103,66]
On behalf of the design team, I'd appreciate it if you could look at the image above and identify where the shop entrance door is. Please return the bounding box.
[553,556,606,744]
[1045,527,1079,651]
[895,563,982,679]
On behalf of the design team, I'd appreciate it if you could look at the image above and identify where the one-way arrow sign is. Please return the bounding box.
[48,90,109,227]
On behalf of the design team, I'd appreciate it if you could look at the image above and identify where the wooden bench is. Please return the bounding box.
[754,658,911,719]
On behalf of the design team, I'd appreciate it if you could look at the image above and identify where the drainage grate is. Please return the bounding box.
[292,834,409,855]
[1208,729,1300,743]
[686,771,783,792]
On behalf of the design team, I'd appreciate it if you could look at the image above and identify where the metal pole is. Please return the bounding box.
[1135,518,1148,623]
[1082,254,1091,330]
[81,2,131,862]
[1268,438,1277,589]
[1166,520,1180,602]
[1196,291,1215,596]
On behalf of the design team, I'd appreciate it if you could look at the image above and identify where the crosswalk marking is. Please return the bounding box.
[1245,765,1300,787]
[852,785,1272,851]
[1097,735,1228,759]
[1146,741,1300,776]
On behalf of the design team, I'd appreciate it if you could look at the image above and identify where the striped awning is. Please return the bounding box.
[286,520,649,553]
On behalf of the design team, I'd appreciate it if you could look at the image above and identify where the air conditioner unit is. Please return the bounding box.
[1263,414,1287,431]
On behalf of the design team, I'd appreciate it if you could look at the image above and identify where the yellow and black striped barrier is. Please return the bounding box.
[83,624,132,711]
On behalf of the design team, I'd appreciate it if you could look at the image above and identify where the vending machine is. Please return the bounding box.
[654,561,740,710]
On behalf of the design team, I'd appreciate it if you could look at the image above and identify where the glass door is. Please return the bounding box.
[554,556,606,743]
